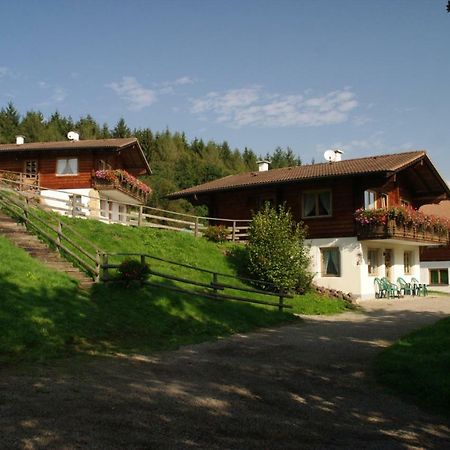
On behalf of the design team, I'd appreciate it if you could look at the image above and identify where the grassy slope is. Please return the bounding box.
[0,208,351,364]
[57,216,352,316]
[374,317,450,417]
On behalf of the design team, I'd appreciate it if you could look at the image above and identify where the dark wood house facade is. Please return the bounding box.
[168,151,450,299]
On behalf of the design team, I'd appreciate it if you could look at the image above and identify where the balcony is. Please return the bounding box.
[355,207,449,246]
[357,220,449,245]
[92,169,151,204]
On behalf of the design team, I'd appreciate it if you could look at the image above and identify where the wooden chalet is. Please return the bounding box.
[0,136,152,221]
[168,150,450,299]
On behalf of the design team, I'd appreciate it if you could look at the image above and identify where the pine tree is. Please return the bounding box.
[0,102,20,143]
[112,118,131,138]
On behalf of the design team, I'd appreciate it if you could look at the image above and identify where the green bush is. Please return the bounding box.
[246,203,312,293]
[202,225,230,242]
[118,259,150,284]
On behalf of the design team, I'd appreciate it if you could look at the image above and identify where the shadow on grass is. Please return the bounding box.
[1,304,450,449]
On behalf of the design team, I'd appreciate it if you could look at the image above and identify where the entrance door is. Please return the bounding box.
[384,249,393,281]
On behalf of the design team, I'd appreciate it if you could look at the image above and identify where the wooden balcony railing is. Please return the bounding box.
[356,220,449,245]
[0,169,40,191]
[92,170,150,203]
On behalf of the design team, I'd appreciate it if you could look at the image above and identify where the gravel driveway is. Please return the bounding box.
[1,296,450,449]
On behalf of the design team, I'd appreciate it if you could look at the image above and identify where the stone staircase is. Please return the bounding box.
[0,211,94,290]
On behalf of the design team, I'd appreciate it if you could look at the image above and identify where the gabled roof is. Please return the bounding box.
[168,150,443,199]
[0,137,152,174]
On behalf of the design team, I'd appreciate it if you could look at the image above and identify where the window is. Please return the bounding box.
[302,191,331,218]
[404,251,413,275]
[56,158,78,175]
[97,159,112,170]
[367,249,380,276]
[24,160,38,177]
[321,248,340,276]
[380,194,388,208]
[364,190,377,210]
[429,269,449,285]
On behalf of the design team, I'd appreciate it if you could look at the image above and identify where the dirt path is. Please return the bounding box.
[1,296,450,449]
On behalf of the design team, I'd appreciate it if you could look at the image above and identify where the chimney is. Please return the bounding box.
[256,160,270,172]
[334,149,344,162]
[15,135,25,145]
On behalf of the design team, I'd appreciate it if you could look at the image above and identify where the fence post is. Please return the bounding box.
[95,250,101,283]
[138,206,143,227]
[102,253,109,282]
[24,197,29,222]
[278,294,285,312]
[232,221,236,242]
[194,217,199,237]
[71,195,76,217]
[140,254,146,265]
[56,221,62,250]
[212,273,219,297]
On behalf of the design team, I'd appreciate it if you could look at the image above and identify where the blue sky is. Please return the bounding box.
[1,0,449,181]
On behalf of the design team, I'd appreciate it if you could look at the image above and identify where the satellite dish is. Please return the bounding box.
[324,149,336,162]
[67,131,80,141]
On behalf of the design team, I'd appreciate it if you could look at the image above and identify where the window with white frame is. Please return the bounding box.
[380,193,388,208]
[56,158,78,175]
[302,191,332,218]
[404,251,413,275]
[367,249,380,276]
[364,190,377,210]
[321,247,340,276]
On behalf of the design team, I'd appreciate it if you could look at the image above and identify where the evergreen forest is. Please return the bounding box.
[0,102,302,214]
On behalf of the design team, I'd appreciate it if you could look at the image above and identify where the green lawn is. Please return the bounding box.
[374,317,450,417]
[0,206,352,365]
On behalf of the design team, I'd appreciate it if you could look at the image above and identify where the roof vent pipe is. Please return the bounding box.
[256,160,270,172]
[67,131,80,141]
[16,135,25,145]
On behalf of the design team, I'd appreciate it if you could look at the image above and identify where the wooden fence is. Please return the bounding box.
[0,188,101,280]
[0,173,250,242]
[0,185,292,311]
[102,252,293,311]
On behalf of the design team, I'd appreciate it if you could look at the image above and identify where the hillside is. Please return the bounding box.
[0,209,352,365]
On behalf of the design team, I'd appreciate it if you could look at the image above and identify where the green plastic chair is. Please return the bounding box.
[381,277,401,298]
[411,277,428,296]
[374,278,387,298]
[397,277,413,296]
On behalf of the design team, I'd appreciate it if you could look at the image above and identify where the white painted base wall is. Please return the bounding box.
[307,237,422,300]
[40,189,132,224]
[420,261,450,293]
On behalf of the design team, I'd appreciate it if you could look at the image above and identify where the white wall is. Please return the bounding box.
[307,237,363,297]
[307,238,422,300]
[40,189,96,218]
[420,261,450,293]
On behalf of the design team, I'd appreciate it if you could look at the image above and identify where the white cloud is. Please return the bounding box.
[190,87,358,128]
[107,76,157,111]
[172,76,195,86]
[315,132,386,157]
[52,87,67,102]
[158,76,197,94]
[0,67,9,77]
